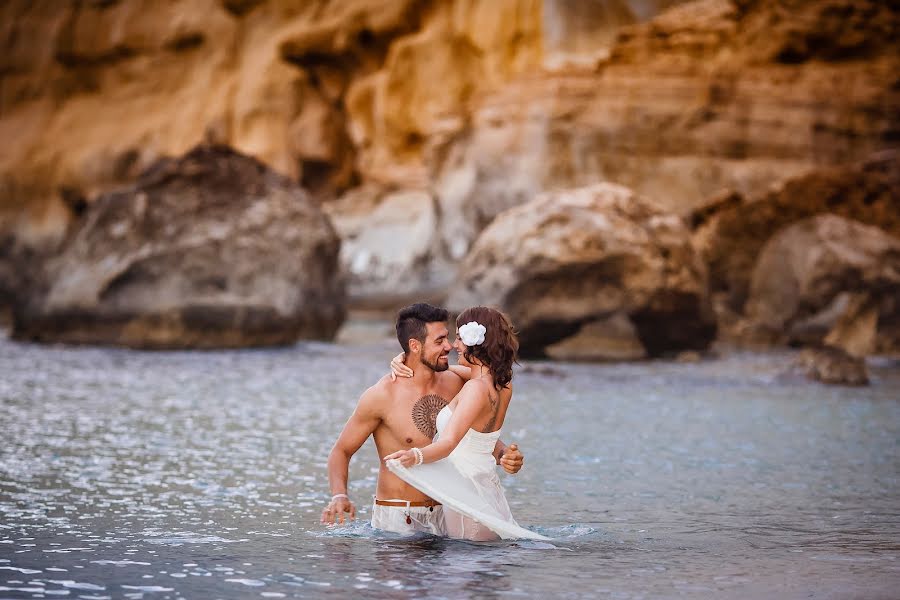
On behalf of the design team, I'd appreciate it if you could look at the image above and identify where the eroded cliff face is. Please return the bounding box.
[0,0,686,242]
[425,0,897,247]
[1,0,898,328]
[2,1,389,243]
[333,0,899,305]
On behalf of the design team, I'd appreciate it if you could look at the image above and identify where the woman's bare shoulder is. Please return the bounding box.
[460,377,494,398]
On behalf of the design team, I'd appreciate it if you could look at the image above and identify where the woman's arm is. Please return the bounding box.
[389,352,473,381]
[389,352,412,380]
[384,382,485,466]
[448,364,473,381]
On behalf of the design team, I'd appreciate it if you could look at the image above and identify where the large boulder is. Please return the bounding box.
[447,183,716,358]
[12,145,345,348]
[692,151,900,315]
[744,214,900,352]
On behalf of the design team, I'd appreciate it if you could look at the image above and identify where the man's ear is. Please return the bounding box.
[408,339,420,354]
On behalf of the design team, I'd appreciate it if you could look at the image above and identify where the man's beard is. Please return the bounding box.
[420,350,449,372]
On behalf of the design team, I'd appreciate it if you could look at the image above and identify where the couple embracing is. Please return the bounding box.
[321,303,547,541]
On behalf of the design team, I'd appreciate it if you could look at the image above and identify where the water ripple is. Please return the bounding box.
[1,337,899,598]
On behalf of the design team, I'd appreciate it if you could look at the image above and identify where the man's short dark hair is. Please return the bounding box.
[396,303,449,353]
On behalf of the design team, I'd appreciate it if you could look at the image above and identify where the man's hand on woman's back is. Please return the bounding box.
[500,443,524,474]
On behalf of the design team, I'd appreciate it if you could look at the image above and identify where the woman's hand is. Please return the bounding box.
[383,448,417,468]
[389,352,413,381]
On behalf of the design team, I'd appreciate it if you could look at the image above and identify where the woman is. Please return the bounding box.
[384,306,546,541]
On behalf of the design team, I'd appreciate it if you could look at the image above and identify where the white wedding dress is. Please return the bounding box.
[387,406,548,541]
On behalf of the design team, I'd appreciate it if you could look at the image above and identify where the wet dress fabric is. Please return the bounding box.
[387,406,548,541]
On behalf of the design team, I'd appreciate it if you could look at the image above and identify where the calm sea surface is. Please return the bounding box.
[1,330,899,599]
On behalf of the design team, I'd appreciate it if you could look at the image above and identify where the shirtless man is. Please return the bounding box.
[321,303,524,534]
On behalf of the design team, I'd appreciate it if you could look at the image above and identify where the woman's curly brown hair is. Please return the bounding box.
[456,306,519,390]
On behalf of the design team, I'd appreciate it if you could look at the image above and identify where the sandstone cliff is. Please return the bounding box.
[330,0,899,304]
[1,0,898,356]
[0,0,689,304]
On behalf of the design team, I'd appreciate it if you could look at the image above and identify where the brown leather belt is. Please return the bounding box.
[374,499,441,508]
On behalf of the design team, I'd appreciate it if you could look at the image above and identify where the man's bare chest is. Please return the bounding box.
[382,392,450,444]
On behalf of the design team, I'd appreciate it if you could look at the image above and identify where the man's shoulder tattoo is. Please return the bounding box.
[411,394,448,439]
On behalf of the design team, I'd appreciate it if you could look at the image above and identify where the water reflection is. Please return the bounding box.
[1,335,899,598]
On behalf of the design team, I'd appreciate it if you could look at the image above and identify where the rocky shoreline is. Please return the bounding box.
[0,0,897,382]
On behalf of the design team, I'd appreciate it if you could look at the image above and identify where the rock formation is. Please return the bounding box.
[824,293,883,359]
[742,214,900,354]
[331,0,900,305]
[795,346,869,387]
[447,183,716,358]
[1,0,898,356]
[12,145,345,348]
[692,151,900,316]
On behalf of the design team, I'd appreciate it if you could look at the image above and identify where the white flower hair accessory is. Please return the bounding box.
[458,321,487,346]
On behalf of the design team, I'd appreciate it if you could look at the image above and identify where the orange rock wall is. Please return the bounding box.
[1,0,896,252]
[0,0,681,247]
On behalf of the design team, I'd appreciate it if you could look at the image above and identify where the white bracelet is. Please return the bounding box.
[331,493,349,501]
[412,447,424,466]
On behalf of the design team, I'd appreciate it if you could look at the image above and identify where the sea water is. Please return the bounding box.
[1,332,898,598]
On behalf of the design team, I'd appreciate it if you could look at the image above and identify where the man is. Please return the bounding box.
[321,303,524,535]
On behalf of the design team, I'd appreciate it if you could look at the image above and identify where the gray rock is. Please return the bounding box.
[692,151,900,318]
[326,186,451,308]
[13,145,345,348]
[823,292,881,358]
[796,346,869,386]
[745,214,900,352]
[447,183,716,357]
